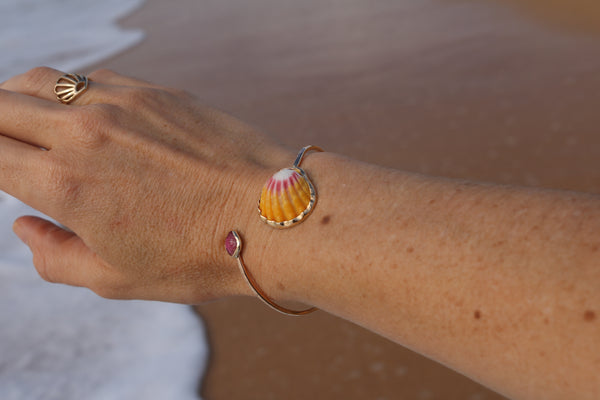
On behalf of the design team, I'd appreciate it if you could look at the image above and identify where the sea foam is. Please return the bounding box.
[0,0,145,81]
[0,1,208,398]
[0,193,208,399]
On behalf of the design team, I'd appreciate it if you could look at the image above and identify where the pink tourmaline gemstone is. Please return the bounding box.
[225,231,239,256]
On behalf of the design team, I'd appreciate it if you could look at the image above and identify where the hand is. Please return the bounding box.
[0,67,293,303]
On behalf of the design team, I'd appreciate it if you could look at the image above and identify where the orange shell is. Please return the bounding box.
[258,167,316,227]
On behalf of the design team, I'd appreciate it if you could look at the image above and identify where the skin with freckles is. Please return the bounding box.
[0,67,294,303]
[0,67,598,400]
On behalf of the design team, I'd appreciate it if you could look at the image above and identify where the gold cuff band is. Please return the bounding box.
[225,145,323,316]
[225,230,317,316]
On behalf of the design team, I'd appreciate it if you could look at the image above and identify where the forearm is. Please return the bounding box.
[3,66,596,399]
[241,152,600,399]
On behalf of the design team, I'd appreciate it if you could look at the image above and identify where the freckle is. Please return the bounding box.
[474,310,481,319]
[321,215,331,225]
[406,247,414,253]
[543,317,549,325]
[539,351,546,357]
[390,264,398,269]
[584,310,595,322]
[277,282,285,291]
[591,244,599,253]
[428,199,436,205]
[565,283,575,292]
[493,240,505,247]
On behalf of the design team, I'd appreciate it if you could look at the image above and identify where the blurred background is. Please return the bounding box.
[1,0,599,399]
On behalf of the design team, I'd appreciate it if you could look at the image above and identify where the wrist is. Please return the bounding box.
[237,150,334,305]
[221,147,333,308]
[215,145,299,298]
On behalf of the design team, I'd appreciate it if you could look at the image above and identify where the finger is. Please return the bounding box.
[88,69,163,88]
[0,88,63,149]
[0,66,109,105]
[0,67,173,108]
[13,216,127,298]
[0,67,73,103]
[87,69,187,102]
[0,134,49,203]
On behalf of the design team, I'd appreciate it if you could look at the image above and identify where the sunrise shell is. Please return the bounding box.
[258,167,316,228]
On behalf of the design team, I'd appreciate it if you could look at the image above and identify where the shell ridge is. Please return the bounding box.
[263,180,273,220]
[288,179,307,215]
[280,181,298,220]
[296,178,311,205]
[270,184,285,221]
[297,172,311,196]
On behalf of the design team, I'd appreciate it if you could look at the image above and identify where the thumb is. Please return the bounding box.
[12,216,114,292]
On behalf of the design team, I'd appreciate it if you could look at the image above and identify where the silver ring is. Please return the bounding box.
[54,73,89,104]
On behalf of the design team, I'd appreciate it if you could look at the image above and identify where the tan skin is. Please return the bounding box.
[0,67,598,399]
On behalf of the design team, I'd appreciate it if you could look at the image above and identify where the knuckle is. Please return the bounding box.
[119,87,154,107]
[32,251,56,283]
[91,286,114,299]
[21,66,56,90]
[87,68,116,81]
[92,282,132,300]
[68,104,118,148]
[88,266,133,300]
[43,160,83,206]
[118,87,175,110]
[70,104,112,129]
[167,87,190,99]
[68,107,97,132]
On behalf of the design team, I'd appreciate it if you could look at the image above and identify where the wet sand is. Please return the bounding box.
[95,0,600,398]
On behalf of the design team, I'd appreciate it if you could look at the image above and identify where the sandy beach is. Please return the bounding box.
[91,0,600,398]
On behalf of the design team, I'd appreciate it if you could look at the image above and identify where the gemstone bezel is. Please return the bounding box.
[225,231,241,258]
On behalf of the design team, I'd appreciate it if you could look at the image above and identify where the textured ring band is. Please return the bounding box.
[54,73,89,104]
